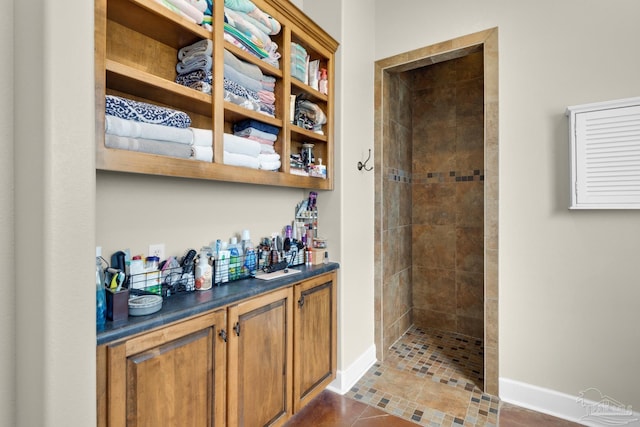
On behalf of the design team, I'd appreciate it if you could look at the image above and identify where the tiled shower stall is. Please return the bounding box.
[381,51,485,351]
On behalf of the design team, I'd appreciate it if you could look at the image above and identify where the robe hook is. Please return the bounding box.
[357,149,373,171]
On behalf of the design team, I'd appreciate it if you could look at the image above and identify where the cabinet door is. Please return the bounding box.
[227,287,293,427]
[106,310,226,427]
[293,271,337,412]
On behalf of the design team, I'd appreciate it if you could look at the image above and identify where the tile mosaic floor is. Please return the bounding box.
[345,325,499,427]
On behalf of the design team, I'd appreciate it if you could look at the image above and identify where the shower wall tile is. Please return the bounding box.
[413,123,457,173]
[456,226,484,273]
[456,78,484,119]
[457,315,484,339]
[398,225,413,271]
[456,182,484,227]
[412,267,456,312]
[384,179,400,230]
[399,181,412,227]
[455,50,483,81]
[456,271,484,319]
[413,182,456,226]
[413,308,457,332]
[412,58,456,91]
[413,224,456,270]
[413,86,457,126]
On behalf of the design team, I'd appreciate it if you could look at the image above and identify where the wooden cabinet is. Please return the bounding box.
[98,309,227,427]
[292,271,337,412]
[94,0,338,189]
[227,287,293,427]
[97,271,338,427]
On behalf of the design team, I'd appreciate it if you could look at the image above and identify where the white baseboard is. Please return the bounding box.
[327,344,377,395]
[500,377,640,427]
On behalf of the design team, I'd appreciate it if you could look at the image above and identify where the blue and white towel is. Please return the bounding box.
[105,95,192,128]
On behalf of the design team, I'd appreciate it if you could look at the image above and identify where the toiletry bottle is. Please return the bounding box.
[229,237,243,280]
[195,250,212,290]
[215,241,230,284]
[95,249,106,328]
[241,229,257,277]
[319,68,328,95]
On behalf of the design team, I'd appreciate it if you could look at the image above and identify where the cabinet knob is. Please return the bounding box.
[219,329,228,343]
[233,322,241,337]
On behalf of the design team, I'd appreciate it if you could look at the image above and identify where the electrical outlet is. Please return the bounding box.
[148,243,165,261]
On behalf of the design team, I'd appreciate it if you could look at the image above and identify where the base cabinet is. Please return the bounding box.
[293,271,337,412]
[97,271,338,427]
[227,287,293,427]
[98,309,227,427]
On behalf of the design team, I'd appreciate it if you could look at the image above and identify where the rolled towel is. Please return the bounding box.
[223,151,260,169]
[191,127,213,147]
[178,39,213,61]
[106,115,194,145]
[223,133,261,157]
[105,134,193,159]
[106,95,191,128]
[191,145,213,162]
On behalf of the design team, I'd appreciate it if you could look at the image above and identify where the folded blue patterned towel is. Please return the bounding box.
[105,95,192,128]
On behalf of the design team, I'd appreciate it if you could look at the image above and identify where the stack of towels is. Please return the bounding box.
[224,49,276,117]
[154,0,212,30]
[175,39,213,94]
[223,0,281,68]
[104,95,213,162]
[223,119,281,170]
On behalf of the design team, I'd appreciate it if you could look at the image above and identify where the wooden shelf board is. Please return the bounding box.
[106,59,212,116]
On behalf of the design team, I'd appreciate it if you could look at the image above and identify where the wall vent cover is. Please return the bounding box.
[566,97,640,209]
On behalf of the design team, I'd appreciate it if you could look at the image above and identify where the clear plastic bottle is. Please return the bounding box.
[95,252,106,328]
[228,237,243,280]
[241,229,257,277]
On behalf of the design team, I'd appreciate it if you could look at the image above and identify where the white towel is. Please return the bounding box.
[259,143,275,154]
[259,159,281,171]
[191,146,213,162]
[258,153,280,163]
[223,133,261,157]
[106,115,194,145]
[223,151,260,169]
[190,127,212,147]
[105,134,193,159]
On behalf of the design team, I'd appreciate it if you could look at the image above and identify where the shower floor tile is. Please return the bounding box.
[345,325,498,427]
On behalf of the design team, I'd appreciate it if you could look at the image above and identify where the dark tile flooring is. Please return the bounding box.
[285,326,584,427]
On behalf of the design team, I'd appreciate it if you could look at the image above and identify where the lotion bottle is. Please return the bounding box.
[195,250,212,290]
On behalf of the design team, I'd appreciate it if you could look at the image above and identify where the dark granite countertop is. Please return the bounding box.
[97,262,339,345]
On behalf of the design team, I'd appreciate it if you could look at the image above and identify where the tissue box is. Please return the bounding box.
[106,288,129,323]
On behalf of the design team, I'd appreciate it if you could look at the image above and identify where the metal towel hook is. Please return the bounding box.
[357,149,373,171]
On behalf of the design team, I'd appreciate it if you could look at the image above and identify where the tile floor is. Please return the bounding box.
[345,325,499,426]
[286,325,584,427]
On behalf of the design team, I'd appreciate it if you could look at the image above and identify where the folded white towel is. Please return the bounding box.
[259,143,275,154]
[165,0,204,23]
[106,115,194,145]
[223,133,261,157]
[190,127,212,147]
[105,134,193,159]
[259,159,281,171]
[186,0,207,12]
[258,153,280,162]
[191,146,213,162]
[224,151,260,169]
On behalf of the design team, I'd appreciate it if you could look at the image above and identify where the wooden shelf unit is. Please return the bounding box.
[95,0,338,190]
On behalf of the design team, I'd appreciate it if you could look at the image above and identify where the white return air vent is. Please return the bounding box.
[566,97,640,209]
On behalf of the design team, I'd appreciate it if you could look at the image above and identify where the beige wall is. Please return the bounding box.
[1,2,15,426]
[374,0,640,409]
